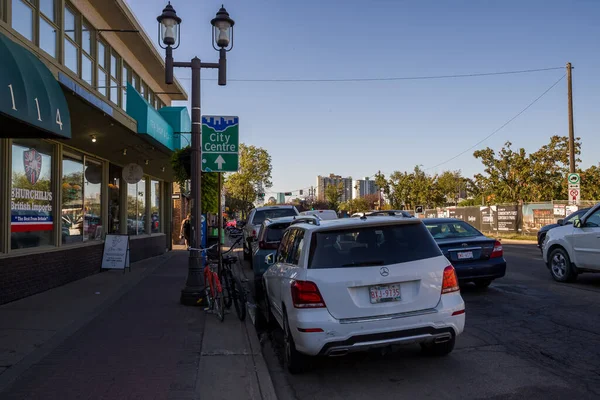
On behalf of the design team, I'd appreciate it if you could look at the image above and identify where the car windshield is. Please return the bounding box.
[308,223,441,269]
[265,223,289,242]
[253,208,297,225]
[425,221,482,239]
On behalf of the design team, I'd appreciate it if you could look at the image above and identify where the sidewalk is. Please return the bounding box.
[0,249,276,400]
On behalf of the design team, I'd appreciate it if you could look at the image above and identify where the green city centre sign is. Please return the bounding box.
[201,116,239,172]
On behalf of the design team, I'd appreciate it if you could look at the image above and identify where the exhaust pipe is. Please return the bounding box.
[434,334,452,344]
[328,349,349,357]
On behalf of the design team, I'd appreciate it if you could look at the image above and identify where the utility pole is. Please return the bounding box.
[567,62,575,173]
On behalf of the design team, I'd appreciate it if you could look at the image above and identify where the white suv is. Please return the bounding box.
[262,216,465,373]
[543,202,600,282]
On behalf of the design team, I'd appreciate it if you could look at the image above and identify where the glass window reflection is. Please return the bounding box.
[150,180,160,233]
[12,0,34,41]
[39,17,56,58]
[127,178,146,235]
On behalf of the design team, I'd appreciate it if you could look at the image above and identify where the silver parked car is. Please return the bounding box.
[243,205,299,262]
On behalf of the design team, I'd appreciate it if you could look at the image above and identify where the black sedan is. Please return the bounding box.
[536,208,590,252]
[423,218,506,289]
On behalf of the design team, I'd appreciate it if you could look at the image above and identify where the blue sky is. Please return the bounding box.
[126,0,600,195]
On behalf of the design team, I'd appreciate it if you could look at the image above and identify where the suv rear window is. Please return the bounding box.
[265,223,290,242]
[253,208,297,225]
[308,223,441,269]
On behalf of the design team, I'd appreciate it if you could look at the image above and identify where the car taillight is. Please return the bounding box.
[491,240,503,258]
[258,240,278,250]
[252,230,257,238]
[291,280,326,308]
[441,266,460,294]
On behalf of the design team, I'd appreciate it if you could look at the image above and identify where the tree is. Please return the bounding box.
[170,146,219,213]
[578,165,600,200]
[436,170,463,206]
[363,193,380,210]
[224,144,273,219]
[473,136,581,203]
[388,166,445,210]
[374,171,390,198]
[324,183,343,210]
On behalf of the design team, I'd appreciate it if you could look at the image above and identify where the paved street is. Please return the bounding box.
[246,243,600,400]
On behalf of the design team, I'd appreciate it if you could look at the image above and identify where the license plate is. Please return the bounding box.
[369,285,401,304]
[457,251,473,259]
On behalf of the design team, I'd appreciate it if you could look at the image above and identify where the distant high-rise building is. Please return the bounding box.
[316,174,353,203]
[353,177,378,198]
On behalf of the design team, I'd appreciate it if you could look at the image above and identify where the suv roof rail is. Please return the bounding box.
[290,216,320,226]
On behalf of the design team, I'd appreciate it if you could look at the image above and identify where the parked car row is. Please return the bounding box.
[237,204,508,373]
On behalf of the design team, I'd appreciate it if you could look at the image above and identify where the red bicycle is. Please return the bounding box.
[189,243,225,322]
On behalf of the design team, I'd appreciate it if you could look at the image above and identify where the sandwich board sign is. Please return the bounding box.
[101,234,131,272]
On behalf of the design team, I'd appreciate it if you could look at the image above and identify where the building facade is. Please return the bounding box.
[353,177,378,198]
[316,174,353,203]
[0,0,190,304]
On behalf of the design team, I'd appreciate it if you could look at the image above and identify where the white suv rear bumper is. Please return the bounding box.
[288,292,465,356]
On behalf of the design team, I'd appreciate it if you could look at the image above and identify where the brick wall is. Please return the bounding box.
[0,243,104,305]
[129,235,166,263]
[0,235,167,305]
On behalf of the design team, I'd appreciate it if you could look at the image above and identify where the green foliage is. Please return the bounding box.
[324,183,343,210]
[473,136,582,203]
[224,144,273,218]
[170,146,219,214]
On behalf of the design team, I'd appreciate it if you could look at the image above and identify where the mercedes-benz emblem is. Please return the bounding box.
[380,267,389,277]
[461,243,469,247]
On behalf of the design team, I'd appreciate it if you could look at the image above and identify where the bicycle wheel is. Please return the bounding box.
[219,268,233,309]
[214,275,225,322]
[232,275,247,321]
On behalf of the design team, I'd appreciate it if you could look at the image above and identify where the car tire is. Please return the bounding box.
[421,335,455,357]
[283,310,309,374]
[474,279,492,289]
[549,247,577,282]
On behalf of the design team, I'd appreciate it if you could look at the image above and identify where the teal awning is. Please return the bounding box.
[159,106,191,149]
[0,32,71,138]
[126,83,175,151]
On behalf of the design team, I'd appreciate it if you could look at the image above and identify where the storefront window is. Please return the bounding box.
[62,155,84,244]
[108,164,121,234]
[84,159,102,240]
[150,180,160,233]
[127,178,146,235]
[11,140,55,250]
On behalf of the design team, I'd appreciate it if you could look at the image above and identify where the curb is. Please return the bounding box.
[244,303,278,400]
[0,251,174,394]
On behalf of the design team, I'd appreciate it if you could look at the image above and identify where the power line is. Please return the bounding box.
[175,67,564,83]
[423,73,566,171]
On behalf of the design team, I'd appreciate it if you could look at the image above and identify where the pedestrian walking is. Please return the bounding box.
[180,213,191,247]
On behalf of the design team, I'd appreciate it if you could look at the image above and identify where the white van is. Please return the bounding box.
[300,209,338,220]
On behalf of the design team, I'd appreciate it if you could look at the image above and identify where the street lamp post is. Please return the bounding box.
[157,2,234,306]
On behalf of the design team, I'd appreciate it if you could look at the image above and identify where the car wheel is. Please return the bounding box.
[474,279,492,289]
[283,310,309,374]
[421,335,455,357]
[549,247,577,282]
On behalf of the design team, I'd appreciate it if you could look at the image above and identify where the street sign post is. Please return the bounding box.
[567,173,580,185]
[567,173,581,205]
[201,116,239,172]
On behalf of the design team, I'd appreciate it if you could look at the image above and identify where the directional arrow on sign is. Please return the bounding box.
[215,155,226,170]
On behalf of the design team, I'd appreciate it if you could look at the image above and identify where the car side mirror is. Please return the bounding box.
[557,219,564,226]
[265,253,275,266]
[574,219,582,228]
